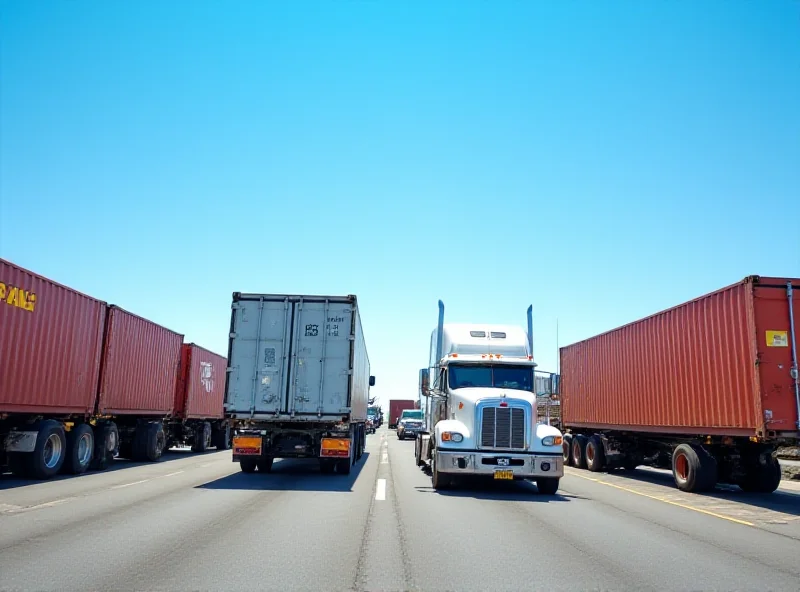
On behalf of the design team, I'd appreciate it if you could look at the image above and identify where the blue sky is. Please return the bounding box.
[1,1,799,406]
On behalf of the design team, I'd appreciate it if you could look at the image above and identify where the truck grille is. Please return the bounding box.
[480,407,525,449]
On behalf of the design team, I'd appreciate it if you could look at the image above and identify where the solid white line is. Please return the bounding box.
[375,478,387,501]
[162,470,185,478]
[110,479,151,490]
[381,453,388,464]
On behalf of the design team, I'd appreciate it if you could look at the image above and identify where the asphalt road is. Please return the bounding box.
[2,428,800,592]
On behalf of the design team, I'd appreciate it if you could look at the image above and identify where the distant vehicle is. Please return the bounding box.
[560,276,800,495]
[366,417,377,434]
[0,258,231,480]
[225,293,375,475]
[367,405,382,428]
[416,301,564,493]
[397,410,424,440]
[388,399,416,429]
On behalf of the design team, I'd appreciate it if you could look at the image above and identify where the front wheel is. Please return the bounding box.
[431,454,451,490]
[536,478,560,495]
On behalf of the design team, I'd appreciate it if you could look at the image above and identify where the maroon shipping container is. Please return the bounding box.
[389,399,416,428]
[560,276,800,439]
[97,306,183,416]
[174,344,227,419]
[0,259,106,415]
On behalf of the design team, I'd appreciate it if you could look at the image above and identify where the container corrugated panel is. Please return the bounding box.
[97,306,183,415]
[0,259,106,415]
[225,293,371,421]
[176,344,227,419]
[560,276,800,439]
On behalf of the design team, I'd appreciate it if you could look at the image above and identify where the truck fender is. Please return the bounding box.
[434,420,471,446]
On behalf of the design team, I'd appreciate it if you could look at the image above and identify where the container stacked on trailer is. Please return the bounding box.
[0,258,230,479]
[559,275,800,494]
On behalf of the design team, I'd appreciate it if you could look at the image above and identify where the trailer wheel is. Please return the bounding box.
[337,458,352,475]
[63,423,94,475]
[133,422,165,462]
[739,453,781,494]
[192,421,212,453]
[571,435,588,469]
[90,422,119,471]
[213,424,231,450]
[26,420,67,479]
[536,477,560,495]
[672,443,717,492]
[585,435,606,472]
[562,434,573,467]
[257,457,273,473]
[240,458,257,473]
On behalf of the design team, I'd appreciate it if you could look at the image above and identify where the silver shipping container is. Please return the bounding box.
[224,293,371,422]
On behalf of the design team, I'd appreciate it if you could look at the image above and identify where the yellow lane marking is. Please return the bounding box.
[566,469,755,527]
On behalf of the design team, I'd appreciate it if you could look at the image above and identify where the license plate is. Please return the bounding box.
[233,436,262,456]
[494,469,514,480]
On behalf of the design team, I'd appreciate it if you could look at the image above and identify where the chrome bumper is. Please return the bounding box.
[435,449,564,479]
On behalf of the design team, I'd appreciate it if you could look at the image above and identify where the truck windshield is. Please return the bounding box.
[448,364,533,391]
[401,410,423,420]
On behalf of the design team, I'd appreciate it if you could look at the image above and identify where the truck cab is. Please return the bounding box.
[415,301,564,494]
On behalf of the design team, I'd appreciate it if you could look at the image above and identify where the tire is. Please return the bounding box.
[90,422,119,471]
[739,453,781,493]
[192,421,212,453]
[585,435,606,473]
[26,420,67,479]
[320,459,336,474]
[63,423,94,475]
[562,434,573,467]
[133,422,166,462]
[672,443,717,492]
[431,453,451,490]
[537,477,560,495]
[213,424,231,450]
[415,436,424,467]
[571,435,588,470]
[257,457,273,473]
[337,458,352,475]
[240,458,257,473]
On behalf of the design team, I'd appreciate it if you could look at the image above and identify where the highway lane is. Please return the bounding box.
[1,427,799,591]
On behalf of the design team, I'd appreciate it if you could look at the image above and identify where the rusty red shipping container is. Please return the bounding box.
[0,259,106,415]
[560,276,800,439]
[174,343,227,419]
[97,306,183,416]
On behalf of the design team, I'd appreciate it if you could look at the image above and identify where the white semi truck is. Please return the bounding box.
[415,301,564,494]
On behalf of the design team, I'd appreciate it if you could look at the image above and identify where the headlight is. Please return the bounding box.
[441,432,464,443]
[542,435,563,446]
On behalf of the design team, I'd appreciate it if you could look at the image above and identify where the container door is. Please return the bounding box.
[753,280,800,436]
[287,299,353,416]
[227,298,292,416]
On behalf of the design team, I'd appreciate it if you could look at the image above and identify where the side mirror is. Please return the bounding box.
[369,376,376,387]
[419,368,430,398]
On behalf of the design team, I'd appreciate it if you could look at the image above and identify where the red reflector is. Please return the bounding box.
[499,401,508,407]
